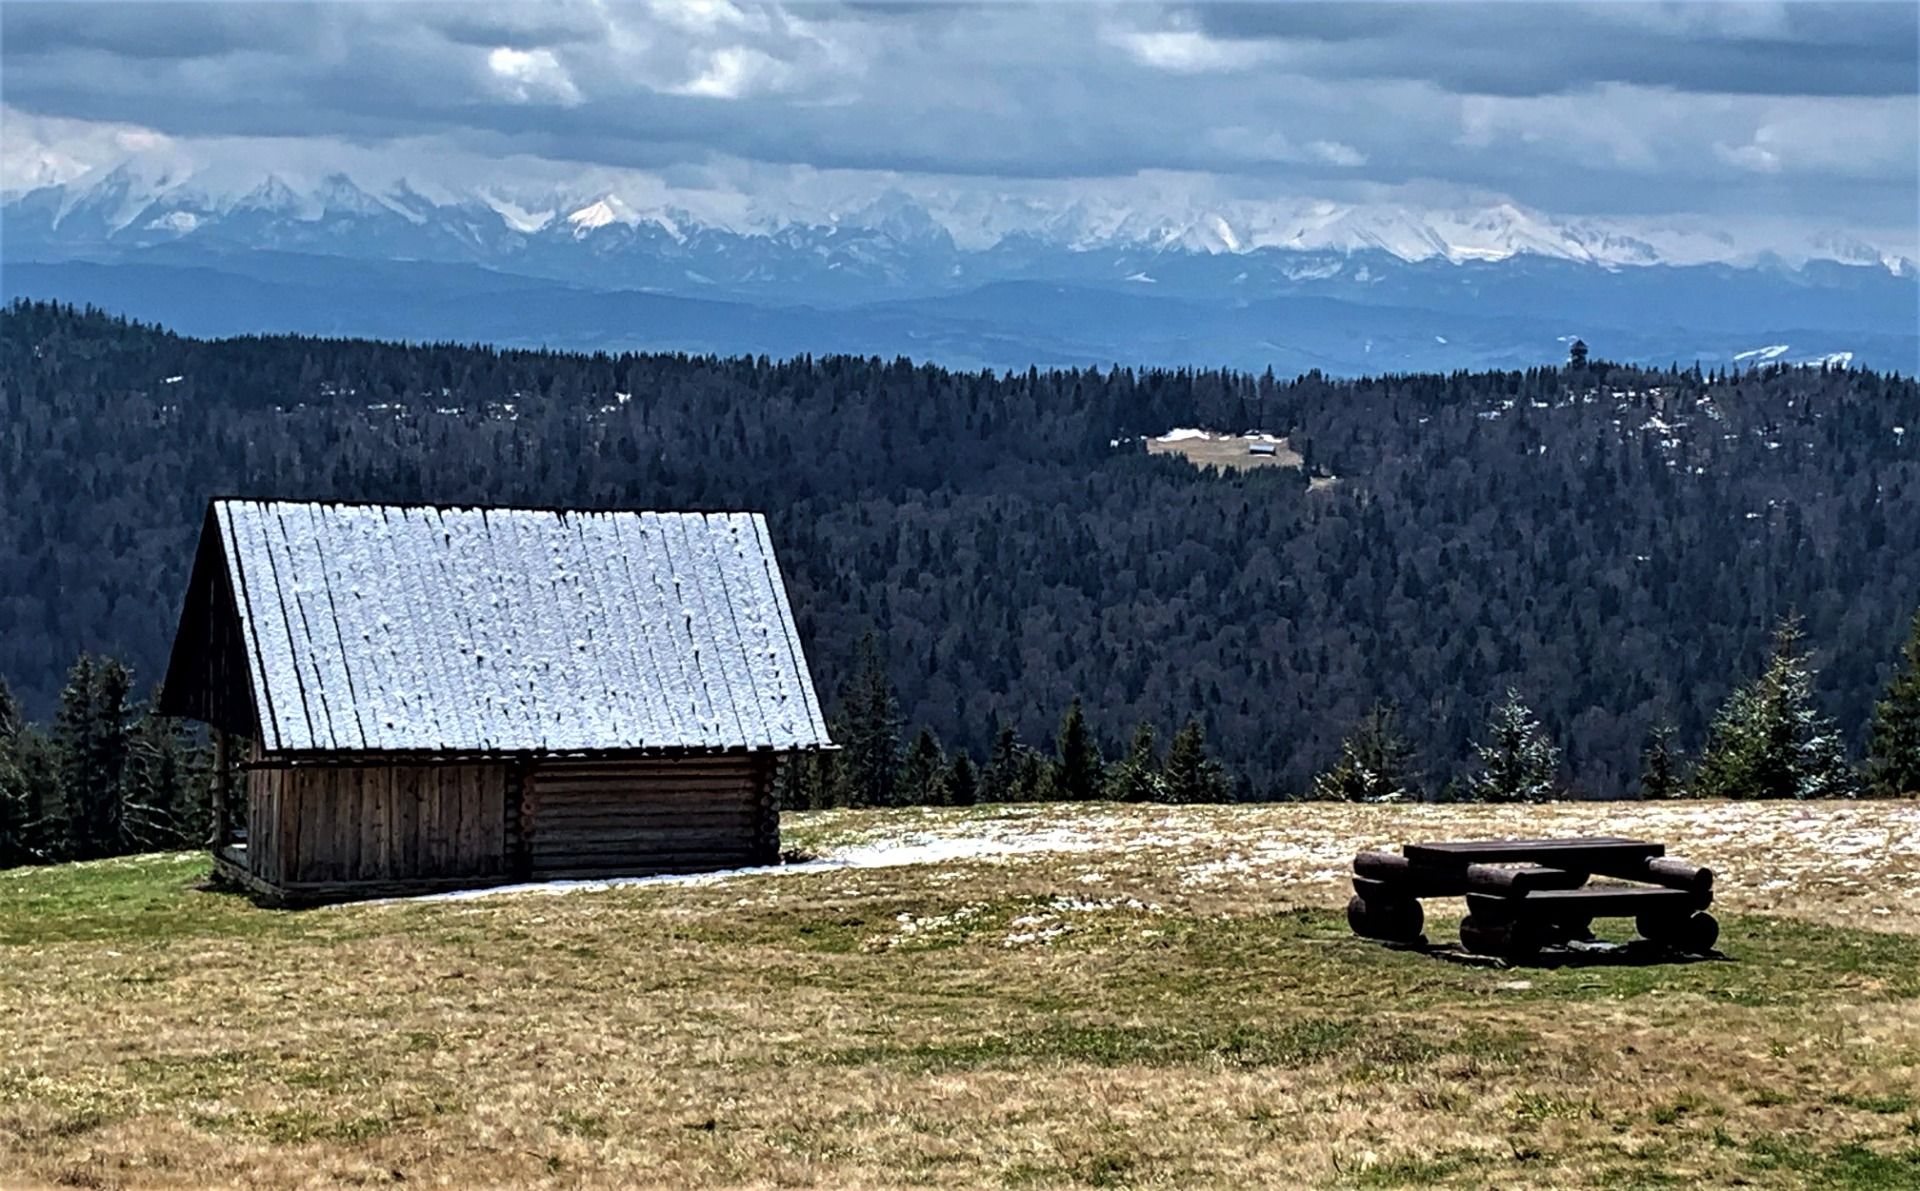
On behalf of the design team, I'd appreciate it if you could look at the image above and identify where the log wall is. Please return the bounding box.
[525,754,778,878]
[237,751,782,900]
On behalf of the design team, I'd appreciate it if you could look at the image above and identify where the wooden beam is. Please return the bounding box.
[211,728,231,850]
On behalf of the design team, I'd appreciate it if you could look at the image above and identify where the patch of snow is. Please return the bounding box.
[1155,427,1210,443]
[1734,344,1790,363]
[161,375,184,384]
[379,827,1106,905]
[1125,271,1157,284]
[146,211,200,234]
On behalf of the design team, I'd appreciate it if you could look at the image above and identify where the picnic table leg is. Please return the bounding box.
[1459,913,1543,960]
[1347,893,1424,944]
[1638,911,1719,954]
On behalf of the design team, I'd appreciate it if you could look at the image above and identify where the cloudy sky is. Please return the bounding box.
[3,1,1916,250]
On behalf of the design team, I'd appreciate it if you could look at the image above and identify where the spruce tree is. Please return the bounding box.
[1867,607,1920,797]
[774,750,813,812]
[121,696,204,850]
[0,677,19,739]
[1637,721,1685,800]
[1051,698,1104,802]
[0,727,61,867]
[1461,690,1560,803]
[0,736,27,867]
[1694,617,1859,800]
[1012,745,1049,802]
[52,655,98,858]
[1106,721,1167,803]
[1162,717,1229,805]
[979,722,1023,804]
[900,727,949,806]
[946,752,978,807]
[832,634,901,808]
[1311,703,1420,803]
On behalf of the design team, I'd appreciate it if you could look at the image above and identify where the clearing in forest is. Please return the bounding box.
[3,800,1918,1189]
[1145,427,1306,472]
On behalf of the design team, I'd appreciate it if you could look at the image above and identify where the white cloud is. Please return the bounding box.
[1716,140,1781,174]
[0,2,1912,238]
[673,44,793,99]
[1204,127,1367,168]
[1106,28,1273,74]
[486,47,582,105]
[645,0,764,38]
[1307,140,1366,168]
[0,106,183,192]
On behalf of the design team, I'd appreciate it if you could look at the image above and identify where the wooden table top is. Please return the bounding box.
[1402,837,1665,868]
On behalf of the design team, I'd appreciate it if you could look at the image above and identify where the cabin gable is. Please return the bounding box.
[157,509,262,741]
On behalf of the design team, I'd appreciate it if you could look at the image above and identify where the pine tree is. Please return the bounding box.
[1050,698,1104,802]
[832,634,901,808]
[946,752,978,807]
[1106,721,1167,803]
[1867,607,1920,797]
[1312,703,1420,803]
[1637,721,1685,800]
[1694,617,1859,800]
[1162,717,1229,805]
[1461,690,1561,803]
[900,727,949,806]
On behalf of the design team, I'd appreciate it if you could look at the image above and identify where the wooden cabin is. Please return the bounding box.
[159,499,833,905]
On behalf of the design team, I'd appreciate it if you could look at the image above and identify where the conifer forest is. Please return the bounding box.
[3,300,1919,866]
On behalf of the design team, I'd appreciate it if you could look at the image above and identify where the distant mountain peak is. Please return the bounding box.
[7,158,1916,296]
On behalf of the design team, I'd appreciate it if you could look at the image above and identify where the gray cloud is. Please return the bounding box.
[1188,2,1919,97]
[1,1,1913,232]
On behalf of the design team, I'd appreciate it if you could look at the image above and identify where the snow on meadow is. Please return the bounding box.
[395,800,1920,934]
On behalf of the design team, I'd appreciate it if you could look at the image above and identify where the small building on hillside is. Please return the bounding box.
[160,499,832,904]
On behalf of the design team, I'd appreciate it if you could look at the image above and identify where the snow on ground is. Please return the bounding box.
[390,824,1106,905]
[381,801,1920,932]
[1153,427,1209,443]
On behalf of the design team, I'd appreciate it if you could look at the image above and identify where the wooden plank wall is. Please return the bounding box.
[247,763,509,885]
[526,754,777,878]
[246,764,284,887]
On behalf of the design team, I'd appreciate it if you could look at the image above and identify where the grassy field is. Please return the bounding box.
[1143,431,1305,473]
[3,800,1918,1189]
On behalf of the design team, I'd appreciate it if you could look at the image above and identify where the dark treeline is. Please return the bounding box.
[4,299,1920,801]
[10,608,1915,867]
[0,662,214,867]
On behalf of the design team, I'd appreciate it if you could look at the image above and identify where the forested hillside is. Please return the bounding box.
[2,300,1917,795]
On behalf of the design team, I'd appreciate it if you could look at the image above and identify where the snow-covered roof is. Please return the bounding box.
[168,500,831,755]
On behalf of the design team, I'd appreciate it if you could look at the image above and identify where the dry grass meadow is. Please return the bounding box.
[1142,432,1304,473]
[4,799,1919,1189]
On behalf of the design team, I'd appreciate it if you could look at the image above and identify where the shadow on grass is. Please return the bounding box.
[1401,937,1732,970]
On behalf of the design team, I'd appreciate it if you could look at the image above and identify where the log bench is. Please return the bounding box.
[1348,836,1718,959]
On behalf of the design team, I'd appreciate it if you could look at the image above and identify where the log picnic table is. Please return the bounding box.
[1347,836,1718,960]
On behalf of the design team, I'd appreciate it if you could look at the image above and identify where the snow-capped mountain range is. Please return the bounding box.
[7,160,1913,284]
[4,159,1916,376]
